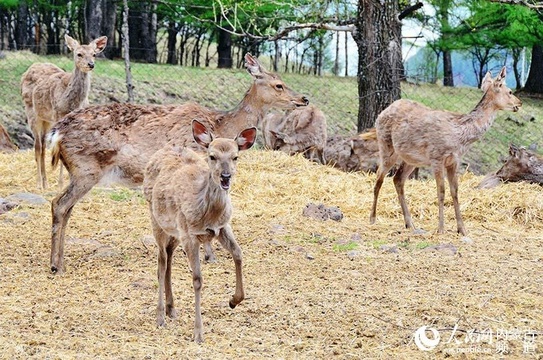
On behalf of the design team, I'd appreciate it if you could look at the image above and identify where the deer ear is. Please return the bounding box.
[509,144,520,158]
[495,66,507,87]
[245,53,263,78]
[236,127,257,151]
[65,34,80,52]
[192,120,214,148]
[481,71,493,92]
[92,36,108,53]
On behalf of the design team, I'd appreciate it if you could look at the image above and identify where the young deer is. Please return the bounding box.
[261,104,327,164]
[370,67,522,236]
[144,120,256,343]
[21,34,107,189]
[478,144,543,188]
[49,53,308,274]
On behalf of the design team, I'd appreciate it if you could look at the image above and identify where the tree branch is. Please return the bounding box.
[398,2,424,20]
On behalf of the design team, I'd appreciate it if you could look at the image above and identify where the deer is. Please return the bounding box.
[478,144,543,188]
[261,103,327,163]
[324,128,380,173]
[144,120,256,343]
[0,123,16,153]
[21,34,108,189]
[370,66,522,236]
[48,53,308,274]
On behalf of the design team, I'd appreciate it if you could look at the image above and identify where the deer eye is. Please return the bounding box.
[77,53,83,57]
[275,84,284,90]
[233,156,239,161]
[209,155,216,161]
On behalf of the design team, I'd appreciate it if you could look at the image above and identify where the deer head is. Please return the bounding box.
[192,119,256,190]
[65,34,108,73]
[481,67,522,112]
[244,53,309,110]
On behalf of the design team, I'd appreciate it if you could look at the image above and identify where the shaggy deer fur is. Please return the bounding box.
[0,123,16,153]
[324,128,379,172]
[21,34,107,189]
[144,120,256,343]
[370,67,522,236]
[261,104,327,163]
[478,144,543,188]
[48,53,308,274]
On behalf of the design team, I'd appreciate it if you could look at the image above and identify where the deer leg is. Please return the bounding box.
[370,152,398,224]
[50,174,100,274]
[204,241,217,263]
[187,236,203,343]
[154,226,170,327]
[165,236,179,319]
[33,129,47,189]
[217,224,244,309]
[393,162,417,230]
[446,163,467,236]
[433,165,446,234]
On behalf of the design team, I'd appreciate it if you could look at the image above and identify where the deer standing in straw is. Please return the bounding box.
[370,67,522,236]
[48,53,308,274]
[21,34,107,189]
[144,120,256,343]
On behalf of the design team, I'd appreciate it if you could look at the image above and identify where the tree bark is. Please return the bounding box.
[15,1,29,50]
[353,0,401,132]
[217,25,233,68]
[443,50,454,86]
[524,44,543,94]
[166,22,178,65]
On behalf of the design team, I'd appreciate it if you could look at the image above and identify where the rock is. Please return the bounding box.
[6,193,47,205]
[379,245,399,254]
[0,198,18,214]
[423,243,457,256]
[302,203,343,222]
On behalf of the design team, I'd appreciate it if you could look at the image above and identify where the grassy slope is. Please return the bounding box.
[1,51,542,173]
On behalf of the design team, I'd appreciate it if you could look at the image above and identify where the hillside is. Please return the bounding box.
[1,50,543,174]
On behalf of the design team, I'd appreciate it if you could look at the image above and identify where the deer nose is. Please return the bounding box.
[302,96,309,105]
[88,62,95,69]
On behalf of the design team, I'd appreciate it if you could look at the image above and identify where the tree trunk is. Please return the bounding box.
[217,25,233,68]
[85,0,103,42]
[122,0,134,102]
[166,22,178,65]
[511,48,522,90]
[524,44,543,94]
[128,2,157,63]
[353,0,401,132]
[15,1,29,50]
[442,52,453,88]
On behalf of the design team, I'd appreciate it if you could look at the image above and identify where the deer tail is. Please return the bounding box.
[49,129,62,170]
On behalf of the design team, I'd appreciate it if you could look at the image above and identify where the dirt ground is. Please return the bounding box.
[0,150,541,359]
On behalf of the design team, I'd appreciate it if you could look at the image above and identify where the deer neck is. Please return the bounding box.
[56,67,91,116]
[215,86,267,138]
[200,175,231,221]
[458,93,499,146]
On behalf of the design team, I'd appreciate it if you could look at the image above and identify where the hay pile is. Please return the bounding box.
[0,149,541,359]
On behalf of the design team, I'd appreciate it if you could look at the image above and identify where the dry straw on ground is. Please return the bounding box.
[0,149,541,359]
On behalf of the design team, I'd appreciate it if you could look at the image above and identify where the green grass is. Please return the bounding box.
[332,241,358,252]
[2,50,542,174]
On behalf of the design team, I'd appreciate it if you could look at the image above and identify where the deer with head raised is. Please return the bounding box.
[144,120,256,343]
[48,53,308,274]
[370,67,522,236]
[21,34,107,189]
